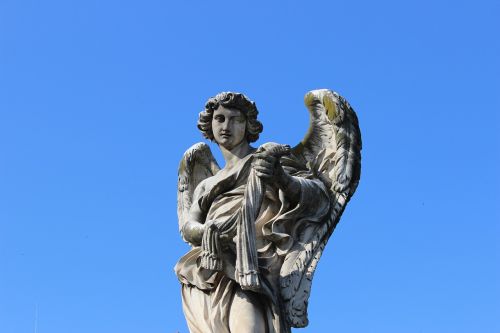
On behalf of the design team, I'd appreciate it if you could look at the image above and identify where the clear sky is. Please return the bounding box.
[1,0,499,332]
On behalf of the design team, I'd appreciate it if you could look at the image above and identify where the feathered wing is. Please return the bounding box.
[177,142,220,243]
[280,89,362,327]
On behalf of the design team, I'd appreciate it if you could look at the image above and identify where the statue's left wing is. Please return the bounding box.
[280,89,362,328]
[177,142,220,243]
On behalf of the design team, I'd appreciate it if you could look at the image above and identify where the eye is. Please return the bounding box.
[235,116,245,123]
[214,115,225,123]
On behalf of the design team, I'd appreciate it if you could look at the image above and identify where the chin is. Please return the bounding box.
[221,144,235,150]
[216,140,232,148]
[217,138,246,151]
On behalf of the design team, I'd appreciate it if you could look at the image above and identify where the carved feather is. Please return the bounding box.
[281,89,362,327]
[177,143,220,242]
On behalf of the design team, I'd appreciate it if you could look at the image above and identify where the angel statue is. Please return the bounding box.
[174,89,361,333]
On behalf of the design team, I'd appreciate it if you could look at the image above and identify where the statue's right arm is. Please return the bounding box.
[181,181,206,246]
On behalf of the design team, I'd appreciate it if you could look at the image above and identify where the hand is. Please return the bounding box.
[252,146,301,204]
[182,221,205,246]
[184,220,232,248]
[252,152,287,184]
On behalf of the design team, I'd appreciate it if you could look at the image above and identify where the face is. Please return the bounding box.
[212,106,247,150]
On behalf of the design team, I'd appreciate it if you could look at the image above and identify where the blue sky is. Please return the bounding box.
[1,0,499,332]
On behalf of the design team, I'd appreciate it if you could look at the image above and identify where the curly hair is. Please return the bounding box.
[197,92,264,143]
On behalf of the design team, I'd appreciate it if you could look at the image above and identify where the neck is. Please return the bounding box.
[219,141,253,169]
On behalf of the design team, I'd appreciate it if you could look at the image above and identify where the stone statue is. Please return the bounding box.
[174,89,361,333]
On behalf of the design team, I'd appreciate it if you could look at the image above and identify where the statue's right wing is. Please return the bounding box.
[280,89,362,328]
[177,142,220,243]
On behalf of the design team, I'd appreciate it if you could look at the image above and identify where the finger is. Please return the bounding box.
[256,174,272,181]
[276,145,291,156]
[252,159,274,169]
[254,153,276,164]
[253,165,273,175]
[255,170,273,179]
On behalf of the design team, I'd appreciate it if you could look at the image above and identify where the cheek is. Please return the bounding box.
[236,122,247,137]
[211,121,221,132]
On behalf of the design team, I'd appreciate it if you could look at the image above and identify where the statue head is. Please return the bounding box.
[198,92,263,144]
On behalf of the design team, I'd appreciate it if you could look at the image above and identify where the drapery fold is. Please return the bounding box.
[175,152,331,333]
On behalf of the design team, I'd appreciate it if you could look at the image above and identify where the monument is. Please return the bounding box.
[175,89,362,332]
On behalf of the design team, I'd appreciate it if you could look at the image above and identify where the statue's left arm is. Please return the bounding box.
[177,143,220,245]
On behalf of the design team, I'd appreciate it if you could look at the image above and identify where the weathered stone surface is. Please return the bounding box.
[175,90,362,332]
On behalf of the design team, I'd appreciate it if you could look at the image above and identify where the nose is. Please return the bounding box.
[221,119,231,131]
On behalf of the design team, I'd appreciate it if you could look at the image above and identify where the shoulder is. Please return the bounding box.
[192,168,226,197]
[192,176,211,199]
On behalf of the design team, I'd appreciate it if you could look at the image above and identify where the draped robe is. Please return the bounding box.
[175,151,331,333]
